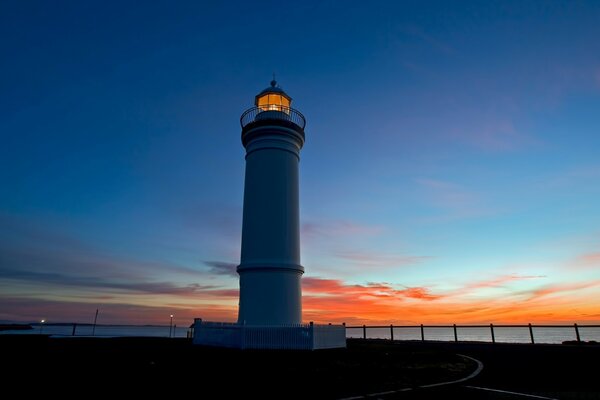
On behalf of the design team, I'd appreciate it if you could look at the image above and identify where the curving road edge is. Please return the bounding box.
[338,353,484,400]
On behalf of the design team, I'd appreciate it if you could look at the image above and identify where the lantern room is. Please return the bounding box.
[255,80,291,112]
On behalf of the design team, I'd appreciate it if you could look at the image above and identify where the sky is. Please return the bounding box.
[1,1,600,327]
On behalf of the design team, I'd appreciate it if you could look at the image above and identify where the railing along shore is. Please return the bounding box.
[345,323,600,344]
[9,322,599,344]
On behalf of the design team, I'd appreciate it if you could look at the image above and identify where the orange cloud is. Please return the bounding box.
[4,274,599,326]
[301,276,600,325]
[303,277,440,300]
[302,277,447,324]
[457,274,545,294]
[400,287,441,300]
[526,280,600,300]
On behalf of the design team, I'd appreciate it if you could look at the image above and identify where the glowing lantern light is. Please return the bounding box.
[255,79,291,113]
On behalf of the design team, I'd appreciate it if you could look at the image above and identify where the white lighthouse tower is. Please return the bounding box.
[193,81,345,349]
[237,79,304,325]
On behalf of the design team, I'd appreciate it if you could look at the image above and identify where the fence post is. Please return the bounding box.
[490,323,495,343]
[574,323,581,343]
[453,324,458,342]
[363,324,366,340]
[390,324,394,341]
[420,324,425,341]
[528,323,535,344]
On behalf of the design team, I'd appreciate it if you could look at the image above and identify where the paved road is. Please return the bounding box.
[355,341,600,399]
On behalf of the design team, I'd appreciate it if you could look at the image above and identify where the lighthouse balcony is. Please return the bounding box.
[240,106,306,131]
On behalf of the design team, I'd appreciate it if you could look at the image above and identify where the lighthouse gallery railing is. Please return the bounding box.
[240,106,306,129]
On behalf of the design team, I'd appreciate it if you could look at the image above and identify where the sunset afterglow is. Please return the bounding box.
[1,1,600,326]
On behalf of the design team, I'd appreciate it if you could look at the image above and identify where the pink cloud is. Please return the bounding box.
[461,118,528,151]
[301,220,427,272]
[527,280,600,301]
[202,289,239,298]
[415,178,498,221]
[572,253,600,268]
[540,165,600,190]
[303,277,395,297]
[0,296,237,325]
[439,101,539,152]
[301,220,384,239]
[333,250,429,267]
[416,179,478,209]
[460,274,546,292]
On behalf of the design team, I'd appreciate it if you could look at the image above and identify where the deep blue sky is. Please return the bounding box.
[1,1,600,324]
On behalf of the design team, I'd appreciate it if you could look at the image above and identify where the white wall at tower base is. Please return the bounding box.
[192,319,347,350]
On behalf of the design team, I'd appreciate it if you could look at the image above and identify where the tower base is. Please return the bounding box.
[192,319,346,350]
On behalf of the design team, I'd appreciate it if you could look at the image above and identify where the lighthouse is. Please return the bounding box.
[237,79,305,325]
[193,81,345,349]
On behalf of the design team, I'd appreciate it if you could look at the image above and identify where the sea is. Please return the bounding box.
[2,324,599,344]
[0,324,189,338]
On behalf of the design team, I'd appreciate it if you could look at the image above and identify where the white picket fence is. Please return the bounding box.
[192,319,346,350]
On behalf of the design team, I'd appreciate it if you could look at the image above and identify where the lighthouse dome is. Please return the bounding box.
[255,80,292,111]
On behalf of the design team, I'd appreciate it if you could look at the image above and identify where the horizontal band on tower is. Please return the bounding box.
[244,136,302,160]
[237,263,305,274]
[241,123,305,149]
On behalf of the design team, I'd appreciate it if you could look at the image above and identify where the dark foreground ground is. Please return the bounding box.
[2,336,599,399]
[385,341,600,400]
